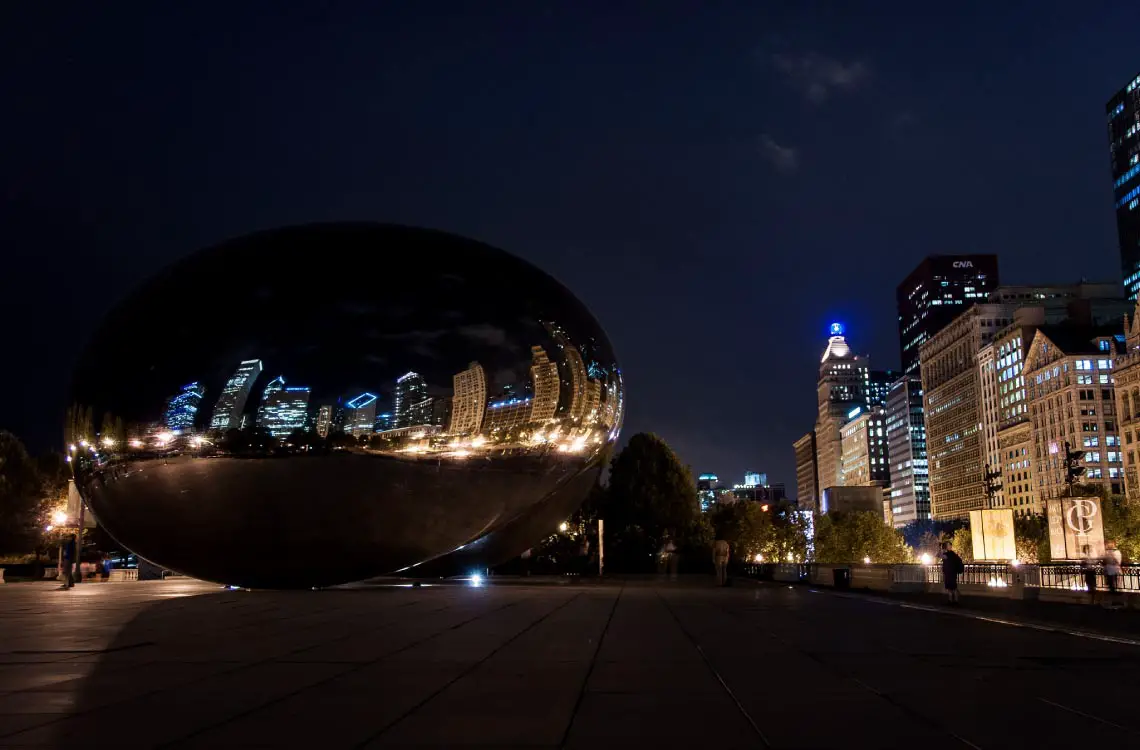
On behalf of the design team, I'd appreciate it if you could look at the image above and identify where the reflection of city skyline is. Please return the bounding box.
[132,321,622,457]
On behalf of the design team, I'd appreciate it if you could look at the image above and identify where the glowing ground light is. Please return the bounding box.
[469,573,484,587]
[920,553,933,565]
[754,553,763,563]
[863,556,872,564]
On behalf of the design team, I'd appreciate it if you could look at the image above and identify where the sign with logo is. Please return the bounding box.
[952,260,974,269]
[829,322,845,336]
[1046,496,1105,560]
[969,509,1015,561]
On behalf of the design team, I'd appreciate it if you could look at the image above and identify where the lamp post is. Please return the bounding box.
[66,443,92,585]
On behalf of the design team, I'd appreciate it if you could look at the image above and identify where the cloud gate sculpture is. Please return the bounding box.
[68,223,623,589]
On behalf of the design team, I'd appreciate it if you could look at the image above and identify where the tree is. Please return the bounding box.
[711,500,809,564]
[813,511,913,564]
[0,432,50,555]
[597,433,710,571]
[1102,494,1140,563]
[949,526,974,563]
[63,403,93,448]
[1013,513,1049,563]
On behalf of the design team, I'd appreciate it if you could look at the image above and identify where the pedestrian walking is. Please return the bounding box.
[1080,546,1099,605]
[661,534,678,581]
[713,539,731,587]
[940,542,964,605]
[59,534,76,590]
[520,548,532,577]
[1103,541,1123,603]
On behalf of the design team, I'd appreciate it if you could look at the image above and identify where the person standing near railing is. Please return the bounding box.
[712,539,730,587]
[1080,547,1098,605]
[1103,541,1123,605]
[940,542,964,605]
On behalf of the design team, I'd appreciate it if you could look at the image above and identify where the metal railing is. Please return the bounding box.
[738,561,1140,593]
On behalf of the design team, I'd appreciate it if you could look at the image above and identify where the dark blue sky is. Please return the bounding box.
[2,2,1137,490]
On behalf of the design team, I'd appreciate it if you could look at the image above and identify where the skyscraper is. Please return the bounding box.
[866,370,897,408]
[344,392,377,437]
[897,256,1000,375]
[814,323,869,493]
[1108,72,1140,299]
[529,347,560,423]
[884,375,928,526]
[259,385,310,438]
[256,376,286,430]
[315,405,333,438]
[794,431,819,512]
[163,381,206,432]
[393,372,427,428]
[448,362,486,435]
[543,321,588,421]
[209,359,263,431]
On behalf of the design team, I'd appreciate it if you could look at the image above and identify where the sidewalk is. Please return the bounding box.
[796,581,1140,640]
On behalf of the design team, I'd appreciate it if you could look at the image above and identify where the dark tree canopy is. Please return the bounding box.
[596,432,709,571]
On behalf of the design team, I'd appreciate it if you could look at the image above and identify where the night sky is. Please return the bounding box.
[3,2,1139,492]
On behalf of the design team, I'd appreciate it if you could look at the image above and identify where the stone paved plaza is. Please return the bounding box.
[1,578,1139,748]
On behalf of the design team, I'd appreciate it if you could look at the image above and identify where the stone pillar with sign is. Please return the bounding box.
[1046,496,1105,561]
[969,508,1016,561]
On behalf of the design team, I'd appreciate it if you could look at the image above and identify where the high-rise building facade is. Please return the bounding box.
[1115,301,1140,498]
[449,362,486,436]
[164,381,206,432]
[884,375,928,526]
[840,409,888,487]
[1025,325,1123,509]
[921,304,1018,519]
[529,347,560,423]
[1108,72,1140,299]
[977,343,1005,508]
[897,256,1000,376]
[482,396,532,433]
[315,405,333,438]
[344,392,377,437]
[866,370,897,408]
[393,372,427,428]
[256,376,286,430]
[815,323,869,493]
[794,431,819,512]
[209,359,263,431]
[264,387,311,438]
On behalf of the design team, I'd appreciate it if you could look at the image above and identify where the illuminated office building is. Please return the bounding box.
[482,396,532,433]
[344,392,378,437]
[884,375,928,526]
[375,412,393,431]
[209,359,263,431]
[814,323,869,493]
[794,431,820,512]
[840,407,889,487]
[529,347,560,423]
[1025,325,1124,510]
[255,377,311,438]
[543,321,589,422]
[449,362,487,436]
[315,405,333,438]
[697,473,720,512]
[1108,72,1140,299]
[393,372,427,428]
[866,370,896,408]
[164,381,206,432]
[897,256,1000,376]
[256,376,286,430]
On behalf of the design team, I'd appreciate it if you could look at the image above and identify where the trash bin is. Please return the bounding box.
[833,567,851,590]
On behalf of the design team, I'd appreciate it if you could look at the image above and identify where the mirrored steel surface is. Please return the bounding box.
[69,223,623,588]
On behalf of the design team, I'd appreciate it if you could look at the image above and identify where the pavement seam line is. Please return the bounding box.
[718,594,982,750]
[0,595,447,742]
[1037,697,1140,735]
[158,596,525,749]
[352,591,584,749]
[655,589,772,749]
[557,583,624,749]
[814,586,1140,647]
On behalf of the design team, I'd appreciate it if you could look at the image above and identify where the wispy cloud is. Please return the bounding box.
[773,52,870,104]
[759,135,798,174]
